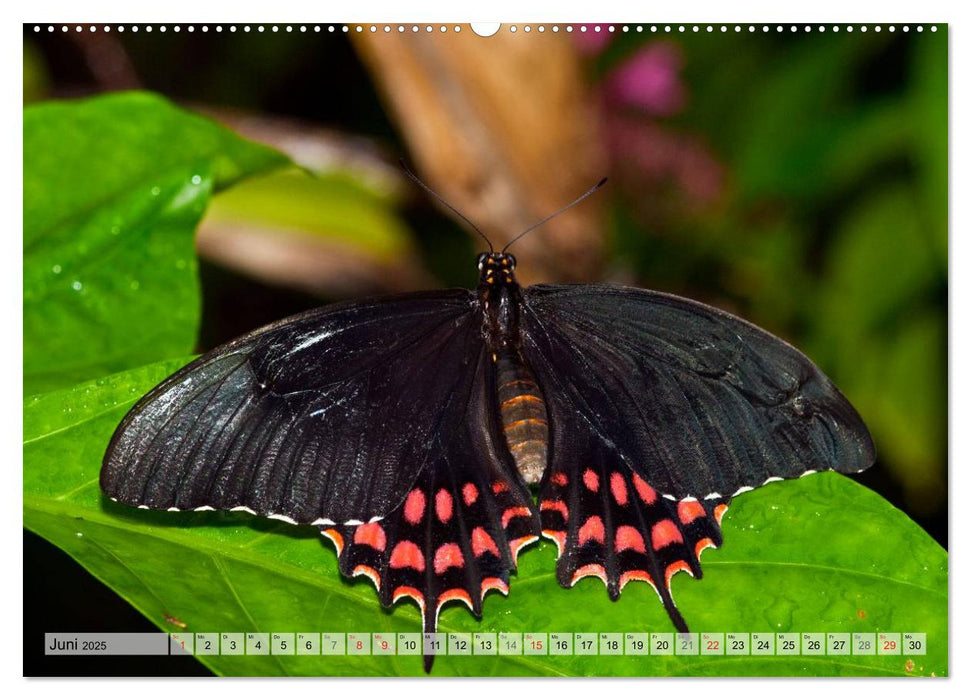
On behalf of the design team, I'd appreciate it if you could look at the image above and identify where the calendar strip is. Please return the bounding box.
[44,632,928,657]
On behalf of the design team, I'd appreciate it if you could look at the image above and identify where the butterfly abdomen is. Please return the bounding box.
[495,349,548,485]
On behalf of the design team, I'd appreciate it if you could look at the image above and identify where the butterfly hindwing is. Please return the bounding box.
[101,290,481,524]
[538,414,729,631]
[323,348,540,671]
[521,284,875,502]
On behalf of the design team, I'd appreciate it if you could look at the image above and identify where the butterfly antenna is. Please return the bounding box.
[501,177,608,254]
[399,159,494,253]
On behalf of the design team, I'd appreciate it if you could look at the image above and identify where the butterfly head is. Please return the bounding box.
[477,252,517,287]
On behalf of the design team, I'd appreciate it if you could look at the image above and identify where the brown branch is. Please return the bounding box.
[353,27,608,284]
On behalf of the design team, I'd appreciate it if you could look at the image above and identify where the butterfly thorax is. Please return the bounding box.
[477,252,522,352]
[476,252,549,485]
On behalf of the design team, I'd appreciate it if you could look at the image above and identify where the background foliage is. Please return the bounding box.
[23,25,947,677]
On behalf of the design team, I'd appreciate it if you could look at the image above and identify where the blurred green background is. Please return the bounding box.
[23,23,947,674]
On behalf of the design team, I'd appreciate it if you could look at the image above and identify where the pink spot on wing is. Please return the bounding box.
[677,499,706,524]
[583,469,599,492]
[540,499,568,520]
[433,543,465,574]
[610,472,628,506]
[614,525,646,553]
[462,482,478,506]
[471,527,500,558]
[352,522,386,551]
[435,489,453,523]
[389,541,425,571]
[501,506,532,529]
[578,515,605,546]
[571,563,607,586]
[651,519,684,550]
[550,472,568,487]
[403,489,425,525]
[632,473,657,505]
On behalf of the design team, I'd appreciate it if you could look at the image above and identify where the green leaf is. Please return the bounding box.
[23,91,289,394]
[908,28,948,269]
[24,361,947,676]
[205,169,412,263]
[810,187,946,513]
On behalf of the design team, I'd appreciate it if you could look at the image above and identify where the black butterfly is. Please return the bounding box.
[101,182,874,673]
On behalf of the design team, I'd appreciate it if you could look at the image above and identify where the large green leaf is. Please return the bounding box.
[204,169,412,263]
[23,92,289,394]
[24,362,947,677]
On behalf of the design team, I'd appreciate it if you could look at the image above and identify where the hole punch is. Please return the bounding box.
[471,23,501,37]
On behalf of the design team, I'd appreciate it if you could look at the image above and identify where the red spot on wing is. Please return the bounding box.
[619,569,655,591]
[610,472,628,505]
[352,522,386,551]
[481,577,509,596]
[462,483,479,506]
[713,503,728,525]
[677,499,706,525]
[389,540,425,571]
[571,563,607,586]
[501,506,532,529]
[550,472,568,487]
[438,588,473,610]
[392,586,425,612]
[578,515,605,546]
[471,527,500,558]
[540,499,568,520]
[352,564,381,589]
[651,519,684,550]
[582,469,599,492]
[433,543,465,574]
[542,529,567,556]
[321,528,344,556]
[492,480,509,494]
[665,560,692,588]
[403,489,426,525]
[695,536,716,559]
[435,489,453,523]
[508,535,538,565]
[614,525,646,553]
[632,474,657,505]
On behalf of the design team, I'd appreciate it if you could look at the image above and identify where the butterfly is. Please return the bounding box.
[100,178,875,673]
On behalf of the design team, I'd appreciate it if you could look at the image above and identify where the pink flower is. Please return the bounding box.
[574,24,614,54]
[605,115,724,207]
[606,42,686,116]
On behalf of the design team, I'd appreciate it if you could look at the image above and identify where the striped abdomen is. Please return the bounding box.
[495,350,548,484]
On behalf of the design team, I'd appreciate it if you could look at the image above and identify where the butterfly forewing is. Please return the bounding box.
[521,284,875,502]
[101,290,482,524]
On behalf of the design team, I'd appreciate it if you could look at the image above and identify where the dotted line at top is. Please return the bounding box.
[31,24,941,35]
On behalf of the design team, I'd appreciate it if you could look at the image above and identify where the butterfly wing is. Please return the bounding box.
[520,283,874,627]
[101,290,486,525]
[521,284,874,499]
[324,345,540,671]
